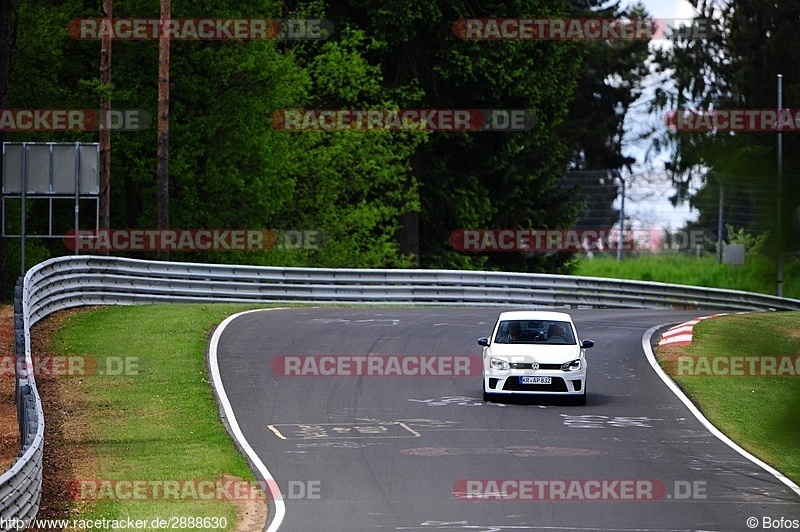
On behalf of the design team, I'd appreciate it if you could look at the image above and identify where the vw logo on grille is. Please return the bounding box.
[531,362,540,370]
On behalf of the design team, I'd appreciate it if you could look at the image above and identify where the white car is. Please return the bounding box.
[478,311,594,405]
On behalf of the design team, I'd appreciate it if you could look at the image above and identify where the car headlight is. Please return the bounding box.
[561,359,581,371]
[490,357,510,370]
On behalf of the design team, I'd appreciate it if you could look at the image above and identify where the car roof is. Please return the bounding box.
[497,310,574,322]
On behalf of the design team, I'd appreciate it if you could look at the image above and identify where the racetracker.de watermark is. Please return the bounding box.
[449,229,709,252]
[663,356,800,377]
[68,479,329,501]
[271,355,482,377]
[4,516,229,531]
[270,109,537,131]
[665,108,800,132]
[64,229,325,252]
[2,356,145,377]
[453,479,707,500]
[0,109,149,131]
[452,18,714,40]
[67,18,333,40]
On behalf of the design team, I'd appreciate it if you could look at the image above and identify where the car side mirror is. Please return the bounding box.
[582,339,595,349]
[477,337,489,347]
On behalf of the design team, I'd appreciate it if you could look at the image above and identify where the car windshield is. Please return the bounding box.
[494,319,576,345]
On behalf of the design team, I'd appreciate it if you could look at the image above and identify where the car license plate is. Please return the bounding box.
[520,376,551,385]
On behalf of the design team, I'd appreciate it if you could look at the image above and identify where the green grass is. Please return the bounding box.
[575,253,800,299]
[50,304,267,531]
[656,312,800,483]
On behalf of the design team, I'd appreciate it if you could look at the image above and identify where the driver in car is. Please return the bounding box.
[500,322,522,343]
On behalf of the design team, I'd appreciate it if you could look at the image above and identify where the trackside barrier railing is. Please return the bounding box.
[0,278,45,529]
[5,255,800,528]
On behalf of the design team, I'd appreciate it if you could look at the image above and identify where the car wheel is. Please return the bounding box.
[483,389,493,402]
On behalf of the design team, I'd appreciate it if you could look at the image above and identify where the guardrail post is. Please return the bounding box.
[14,278,24,444]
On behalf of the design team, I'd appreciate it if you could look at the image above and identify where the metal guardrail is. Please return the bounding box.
[0,279,45,530]
[5,254,800,528]
[23,255,800,312]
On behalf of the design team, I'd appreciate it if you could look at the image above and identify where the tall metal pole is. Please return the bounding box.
[20,143,25,275]
[616,171,625,261]
[776,74,783,297]
[74,142,80,255]
[717,175,724,264]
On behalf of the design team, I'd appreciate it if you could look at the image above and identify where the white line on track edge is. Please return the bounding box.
[209,308,288,532]
[643,322,800,498]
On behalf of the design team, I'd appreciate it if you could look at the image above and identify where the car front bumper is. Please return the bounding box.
[483,369,586,395]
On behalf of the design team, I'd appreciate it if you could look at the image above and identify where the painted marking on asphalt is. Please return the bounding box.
[354,318,400,325]
[209,308,289,532]
[356,417,461,429]
[296,441,386,448]
[399,525,704,531]
[560,414,661,428]
[657,313,749,346]
[400,445,607,457]
[268,422,421,439]
[360,417,542,433]
[409,395,507,407]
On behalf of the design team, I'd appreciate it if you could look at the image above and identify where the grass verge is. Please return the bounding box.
[46,304,269,531]
[655,312,800,484]
[575,254,800,300]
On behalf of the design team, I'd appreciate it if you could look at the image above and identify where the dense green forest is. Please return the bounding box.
[649,0,800,249]
[1,0,798,298]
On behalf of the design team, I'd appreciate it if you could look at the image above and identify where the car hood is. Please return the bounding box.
[486,344,581,364]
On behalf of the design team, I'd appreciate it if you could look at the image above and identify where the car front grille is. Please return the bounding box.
[509,363,562,370]
[503,377,568,392]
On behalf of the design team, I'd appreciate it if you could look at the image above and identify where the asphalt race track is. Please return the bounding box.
[213,308,800,531]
